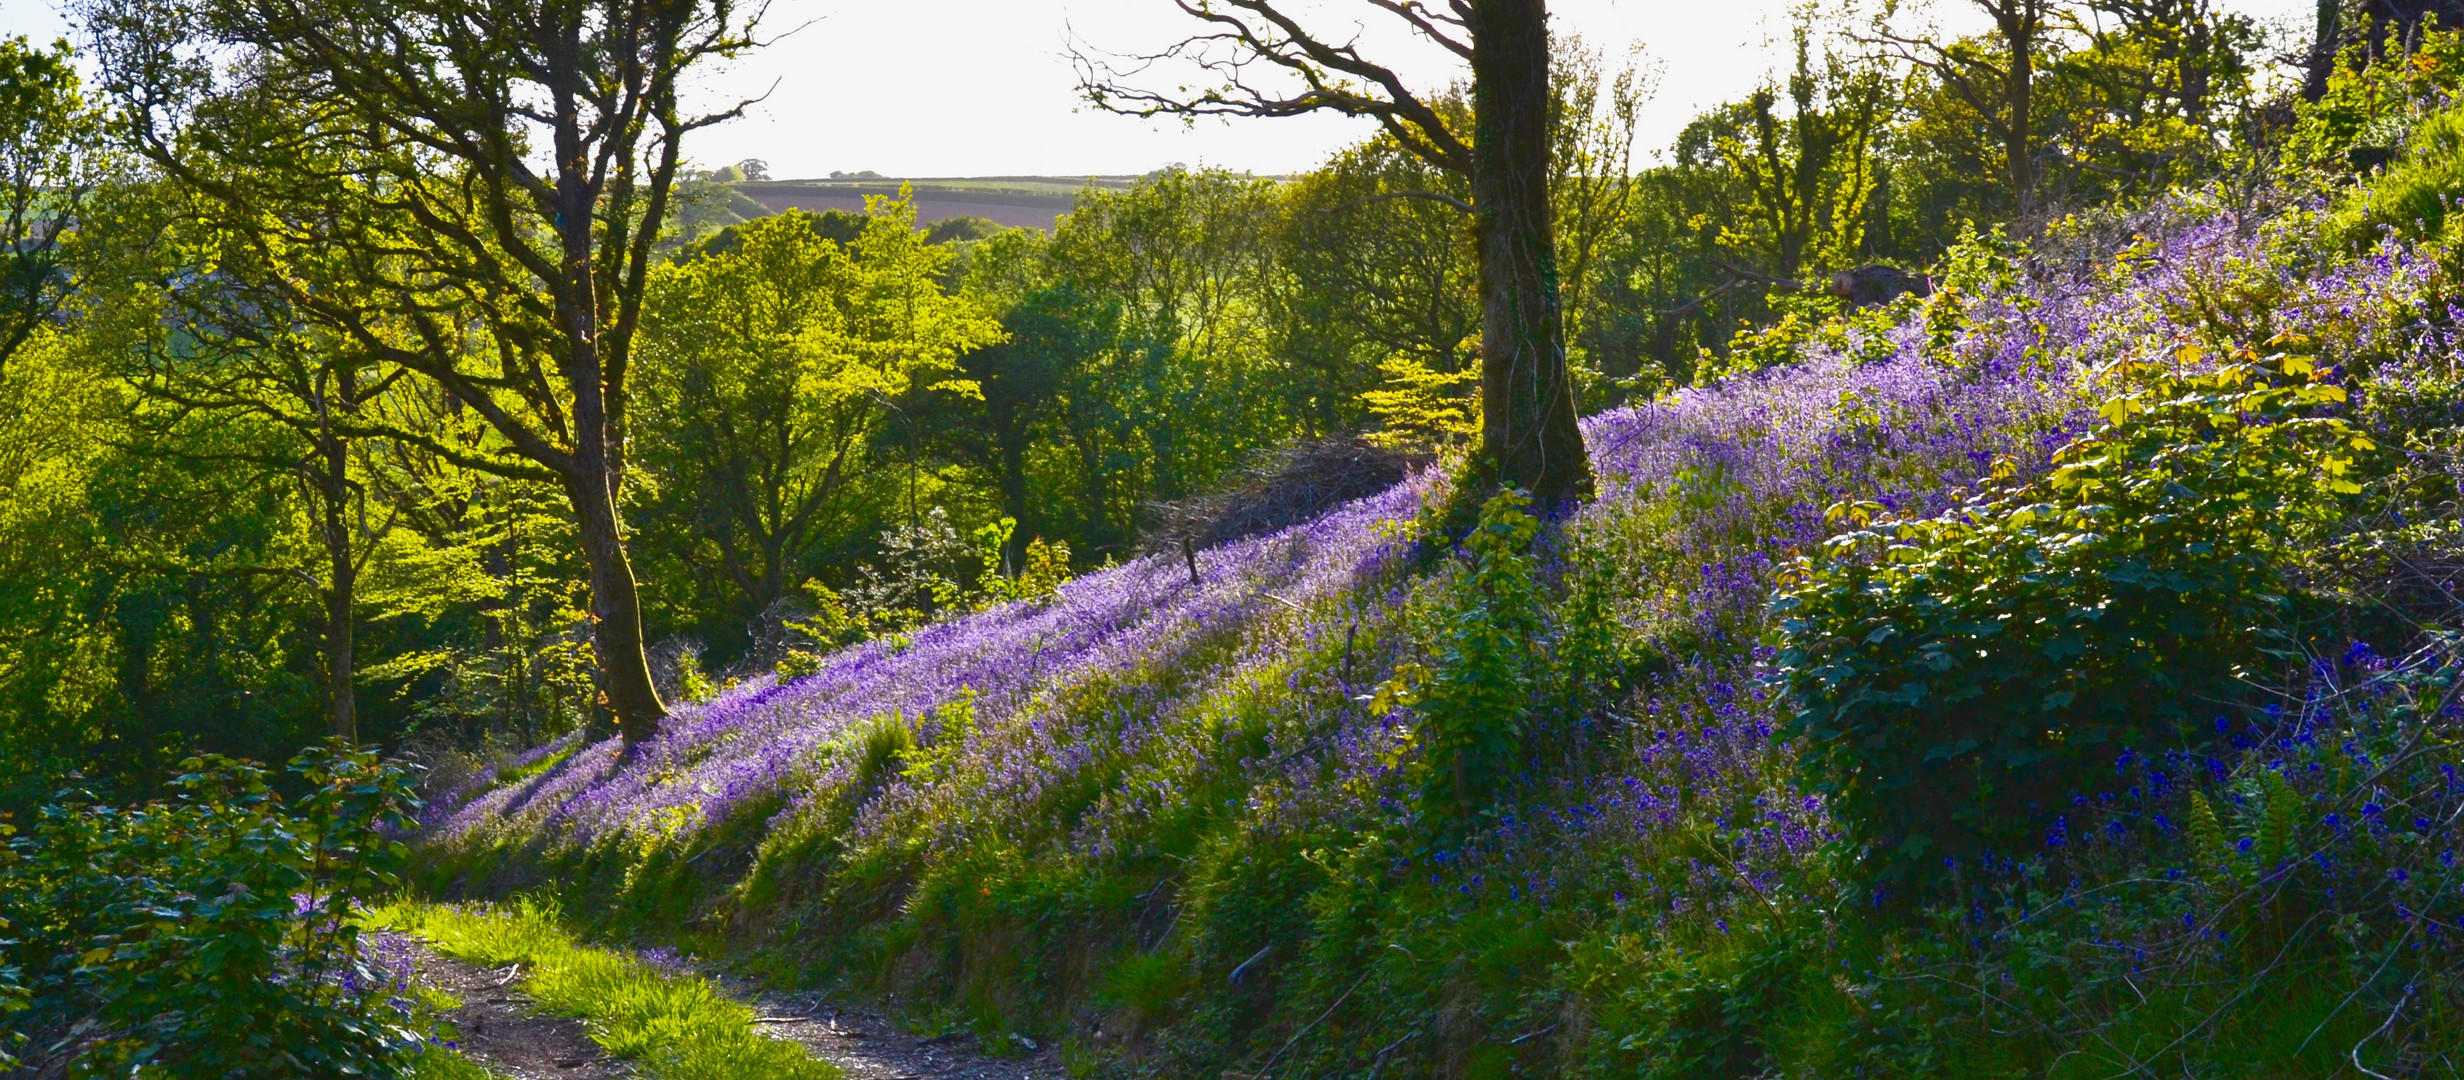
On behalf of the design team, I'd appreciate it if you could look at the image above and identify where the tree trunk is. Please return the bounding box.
[553,171,667,744]
[569,468,667,744]
[317,438,357,743]
[1999,4,2038,218]
[307,375,359,743]
[1468,0,1592,509]
[997,411,1031,565]
[2304,0,2341,102]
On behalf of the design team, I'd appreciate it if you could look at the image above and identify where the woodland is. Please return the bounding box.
[7,0,2464,1076]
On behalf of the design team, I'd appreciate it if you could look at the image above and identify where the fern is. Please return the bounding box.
[2255,769,2300,876]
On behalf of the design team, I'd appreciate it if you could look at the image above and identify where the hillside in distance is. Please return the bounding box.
[737,175,1144,230]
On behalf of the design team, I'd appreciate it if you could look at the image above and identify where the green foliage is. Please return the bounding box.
[923,215,1003,246]
[0,33,101,374]
[1377,488,1625,823]
[2326,101,2464,251]
[1010,536,1074,603]
[365,473,605,745]
[968,516,1073,605]
[2040,1,2262,200]
[1711,25,1886,278]
[403,1043,503,1080]
[2282,29,2464,177]
[371,899,840,1080]
[781,580,863,660]
[0,744,422,1077]
[1359,353,1479,451]
[842,508,974,633]
[1396,489,1546,819]
[638,197,1003,658]
[845,712,917,795]
[1705,303,1838,382]
[773,649,827,683]
[0,5,2358,1076]
[1588,927,1812,1080]
[674,650,719,706]
[898,691,979,785]
[1932,221,2025,299]
[1776,348,2367,889]
[1275,133,1478,428]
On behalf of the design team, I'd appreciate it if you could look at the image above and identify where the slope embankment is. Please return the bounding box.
[418,199,2462,1078]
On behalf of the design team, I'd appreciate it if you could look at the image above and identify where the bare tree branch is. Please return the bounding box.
[1071,0,1472,174]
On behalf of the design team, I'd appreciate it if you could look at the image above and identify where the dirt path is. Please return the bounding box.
[408,941,628,1080]
[407,942,1063,1080]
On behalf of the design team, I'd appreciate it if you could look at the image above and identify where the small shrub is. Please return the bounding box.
[1361,353,1479,451]
[1013,535,1072,600]
[846,508,973,632]
[775,649,826,682]
[0,744,424,1078]
[784,580,862,653]
[1776,348,2366,890]
[676,649,720,704]
[1382,488,1548,819]
[971,516,1072,604]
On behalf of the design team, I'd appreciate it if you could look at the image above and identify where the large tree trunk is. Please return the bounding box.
[1468,0,1592,509]
[568,468,666,745]
[554,174,667,745]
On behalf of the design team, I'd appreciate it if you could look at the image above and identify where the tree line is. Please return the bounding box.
[0,0,2301,800]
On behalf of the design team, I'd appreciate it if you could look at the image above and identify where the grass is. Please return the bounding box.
[368,898,841,1080]
[494,743,578,784]
[404,1043,504,1080]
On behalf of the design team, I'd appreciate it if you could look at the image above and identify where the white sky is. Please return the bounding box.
[3,0,2320,179]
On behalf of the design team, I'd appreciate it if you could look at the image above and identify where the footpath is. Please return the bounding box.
[410,943,1063,1080]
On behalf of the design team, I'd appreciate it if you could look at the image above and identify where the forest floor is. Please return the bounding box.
[409,942,1064,1080]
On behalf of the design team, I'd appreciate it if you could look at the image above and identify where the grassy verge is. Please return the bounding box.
[369,898,839,1080]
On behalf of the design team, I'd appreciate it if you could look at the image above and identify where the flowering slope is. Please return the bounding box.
[424,200,2460,1078]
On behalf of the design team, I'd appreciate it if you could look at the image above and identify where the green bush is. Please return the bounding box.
[0,744,423,1077]
[1775,348,2365,891]
[1382,488,1548,820]
[1377,487,1630,823]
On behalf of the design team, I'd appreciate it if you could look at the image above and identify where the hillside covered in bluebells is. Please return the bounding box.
[18,0,2464,1075]
[410,183,2464,1076]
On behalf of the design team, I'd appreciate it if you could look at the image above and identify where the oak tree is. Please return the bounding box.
[85,0,765,742]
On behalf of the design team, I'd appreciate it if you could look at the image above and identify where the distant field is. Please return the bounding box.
[736,176,1142,230]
